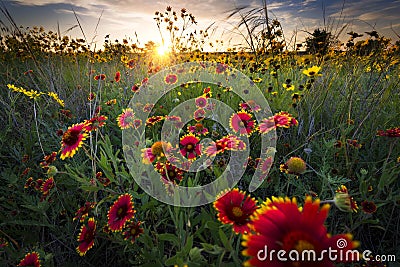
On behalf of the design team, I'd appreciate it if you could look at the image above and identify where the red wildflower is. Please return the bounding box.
[188,123,209,135]
[157,161,184,184]
[146,115,164,126]
[123,221,144,244]
[60,123,87,160]
[229,110,256,136]
[76,217,96,256]
[216,63,228,74]
[377,127,400,137]
[117,108,135,129]
[18,251,40,267]
[107,194,135,231]
[73,202,96,222]
[195,96,207,108]
[131,84,140,92]
[193,108,206,122]
[40,152,57,168]
[94,74,106,81]
[180,134,201,160]
[114,71,121,82]
[214,188,257,234]
[41,177,55,196]
[165,74,178,84]
[84,115,107,132]
[335,185,359,212]
[259,111,298,134]
[361,200,377,214]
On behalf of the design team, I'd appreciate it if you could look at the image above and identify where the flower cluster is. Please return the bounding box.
[7,84,64,106]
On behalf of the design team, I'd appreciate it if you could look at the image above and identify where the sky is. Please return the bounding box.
[1,0,399,51]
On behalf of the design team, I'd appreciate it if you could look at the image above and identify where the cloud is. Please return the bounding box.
[2,0,399,49]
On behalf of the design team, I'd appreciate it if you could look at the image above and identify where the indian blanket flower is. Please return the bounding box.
[242,196,359,267]
[117,108,136,129]
[142,148,156,164]
[0,237,8,248]
[74,202,96,222]
[258,156,273,176]
[94,74,106,81]
[84,115,107,132]
[204,135,245,157]
[96,171,111,187]
[280,156,307,175]
[214,188,258,234]
[146,115,164,126]
[377,127,400,137]
[259,111,298,134]
[123,221,144,244]
[41,177,55,196]
[114,71,121,82]
[230,110,256,136]
[165,74,178,84]
[60,123,88,160]
[361,200,377,214]
[40,152,57,169]
[335,185,359,212]
[188,123,209,135]
[18,251,40,267]
[156,161,184,184]
[240,100,261,113]
[302,65,322,77]
[131,84,140,92]
[76,217,96,256]
[180,134,201,160]
[203,87,212,98]
[193,108,206,121]
[195,96,207,108]
[347,139,362,149]
[216,63,228,74]
[143,103,154,112]
[107,194,135,231]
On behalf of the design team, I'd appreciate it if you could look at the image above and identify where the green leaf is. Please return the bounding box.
[182,235,194,256]
[219,229,233,251]
[158,233,180,247]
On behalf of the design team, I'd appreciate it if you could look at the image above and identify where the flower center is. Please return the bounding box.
[151,142,164,157]
[186,144,194,151]
[282,231,315,253]
[117,207,124,216]
[232,206,243,217]
[195,123,203,130]
[168,170,176,179]
[62,130,80,146]
[294,239,314,252]
[309,71,315,76]
[130,228,136,235]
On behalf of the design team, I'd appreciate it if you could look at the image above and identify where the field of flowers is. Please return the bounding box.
[0,6,400,267]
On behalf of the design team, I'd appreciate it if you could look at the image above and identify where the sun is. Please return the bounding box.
[156,43,170,57]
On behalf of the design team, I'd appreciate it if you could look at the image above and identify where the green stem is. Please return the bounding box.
[33,100,45,157]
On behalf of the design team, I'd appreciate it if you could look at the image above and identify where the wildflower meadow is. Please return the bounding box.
[0,4,399,267]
